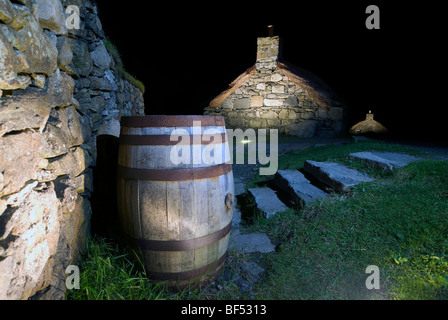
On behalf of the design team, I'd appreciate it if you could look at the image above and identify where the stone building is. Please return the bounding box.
[204,33,345,137]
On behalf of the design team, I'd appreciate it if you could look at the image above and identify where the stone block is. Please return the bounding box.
[49,147,89,178]
[0,0,14,23]
[267,119,281,127]
[270,73,283,82]
[58,106,84,147]
[288,110,298,120]
[233,98,250,109]
[36,0,68,35]
[0,182,62,300]
[69,38,93,77]
[97,118,120,137]
[301,111,315,120]
[264,99,283,107]
[90,42,112,71]
[250,95,264,107]
[0,70,74,138]
[248,187,289,219]
[256,83,265,90]
[272,85,285,93]
[304,160,374,192]
[14,5,58,75]
[274,170,327,205]
[285,120,317,138]
[0,130,51,197]
[249,119,262,128]
[55,36,73,70]
[348,152,421,171]
[220,98,233,109]
[0,25,31,90]
[284,95,299,107]
[278,109,288,119]
[261,110,278,119]
[229,230,275,253]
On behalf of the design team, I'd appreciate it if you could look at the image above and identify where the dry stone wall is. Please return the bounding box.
[0,0,144,300]
[205,68,344,137]
[205,71,344,138]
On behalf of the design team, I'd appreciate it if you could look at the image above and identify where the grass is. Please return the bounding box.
[102,38,146,95]
[247,139,427,188]
[243,141,448,299]
[65,236,252,300]
[66,237,170,300]
[68,139,448,300]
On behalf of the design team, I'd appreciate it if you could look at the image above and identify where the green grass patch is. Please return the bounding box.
[248,139,428,188]
[66,237,170,300]
[102,38,146,95]
[66,236,252,300]
[244,143,448,299]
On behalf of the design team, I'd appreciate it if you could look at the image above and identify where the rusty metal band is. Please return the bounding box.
[147,252,227,281]
[121,115,226,128]
[119,133,227,146]
[117,163,232,181]
[137,221,231,252]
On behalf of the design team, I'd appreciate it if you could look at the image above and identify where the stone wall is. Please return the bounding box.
[0,0,144,300]
[205,68,344,137]
[204,36,345,138]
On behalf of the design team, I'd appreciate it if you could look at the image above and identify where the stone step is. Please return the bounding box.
[274,170,327,206]
[247,187,289,219]
[303,160,374,192]
[229,230,275,253]
[348,151,420,171]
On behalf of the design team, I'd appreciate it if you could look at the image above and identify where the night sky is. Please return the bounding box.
[96,1,444,142]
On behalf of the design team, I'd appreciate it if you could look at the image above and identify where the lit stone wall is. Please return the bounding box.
[204,36,344,137]
[0,0,144,300]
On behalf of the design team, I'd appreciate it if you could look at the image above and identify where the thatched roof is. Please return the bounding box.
[349,114,388,135]
[277,62,338,110]
[208,61,339,110]
[209,66,256,108]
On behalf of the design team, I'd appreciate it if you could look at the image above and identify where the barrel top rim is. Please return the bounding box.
[121,115,226,127]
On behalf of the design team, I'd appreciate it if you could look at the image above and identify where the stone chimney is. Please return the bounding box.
[256,26,280,71]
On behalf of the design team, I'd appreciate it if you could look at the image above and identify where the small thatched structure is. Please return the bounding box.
[349,111,388,135]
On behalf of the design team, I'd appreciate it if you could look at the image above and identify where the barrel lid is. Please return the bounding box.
[121,115,226,127]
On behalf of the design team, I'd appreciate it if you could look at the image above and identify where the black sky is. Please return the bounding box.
[95,1,444,141]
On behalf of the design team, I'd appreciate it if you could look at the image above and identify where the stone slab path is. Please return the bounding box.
[247,187,289,218]
[303,160,375,193]
[274,170,328,205]
[224,137,448,295]
[229,230,276,253]
[220,137,448,297]
[348,151,421,171]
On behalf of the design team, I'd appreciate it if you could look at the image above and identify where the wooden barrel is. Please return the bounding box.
[117,115,234,288]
